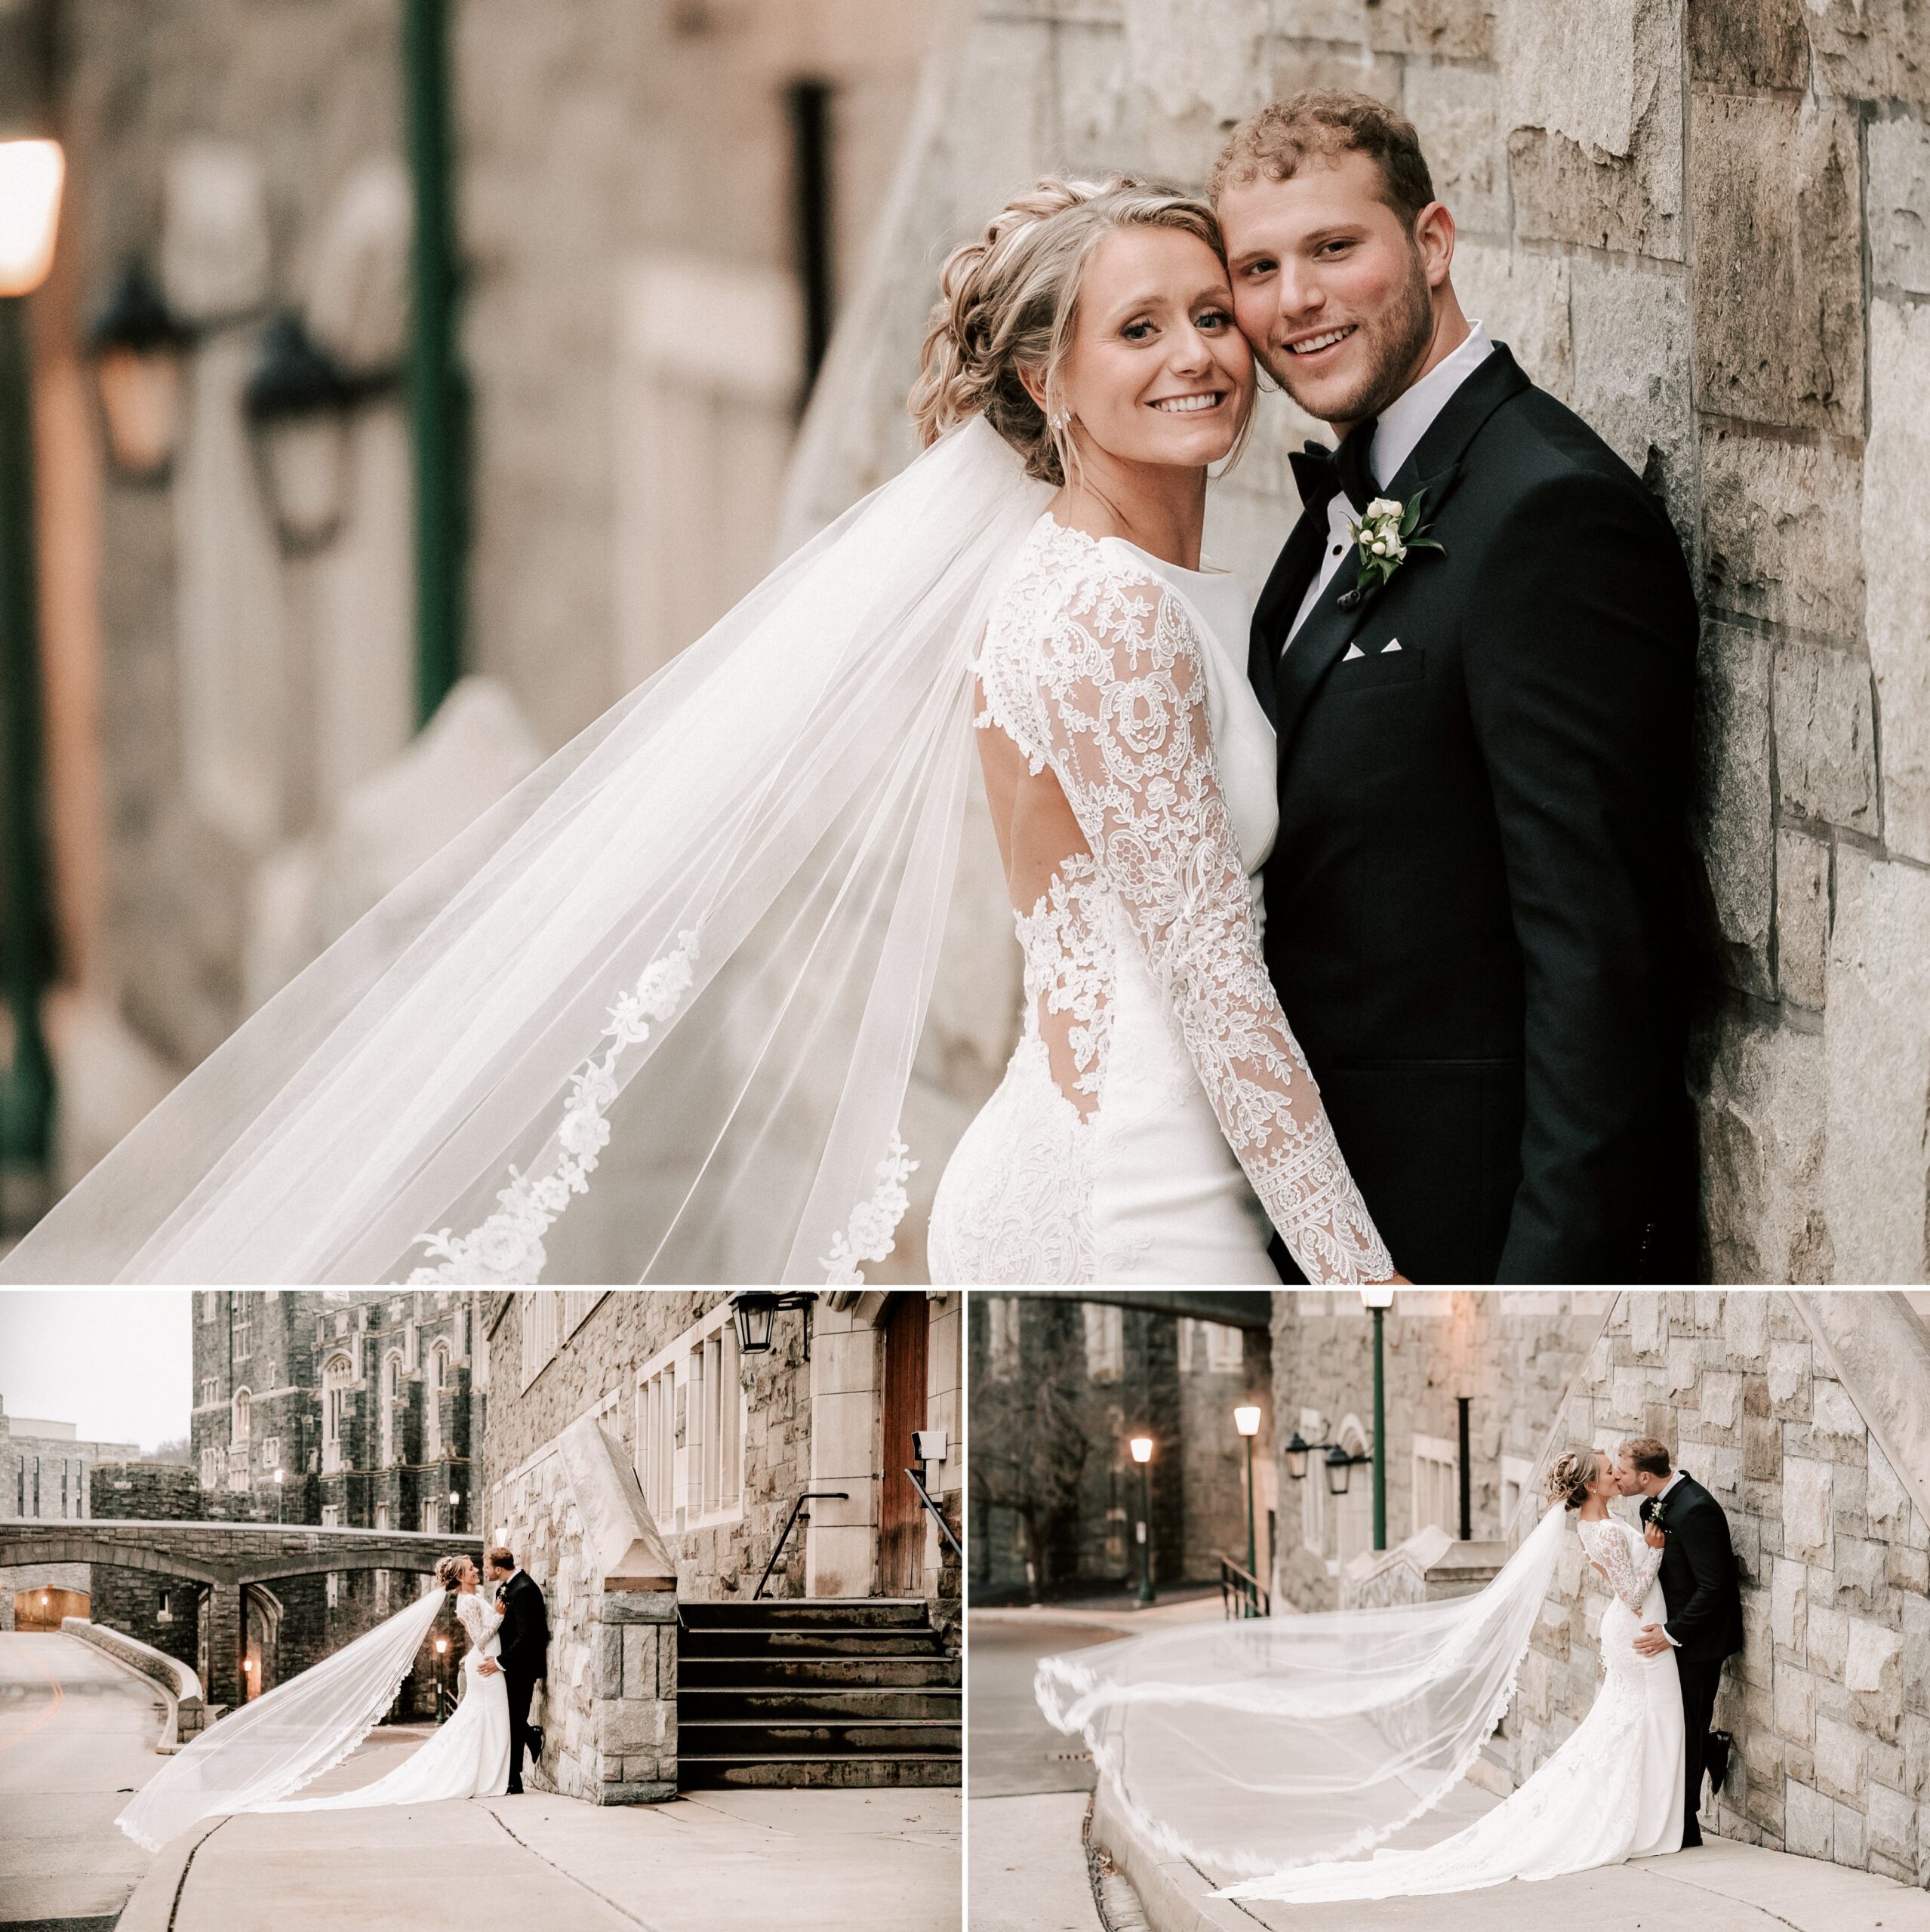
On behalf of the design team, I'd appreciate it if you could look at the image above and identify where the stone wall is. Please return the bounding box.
[88,1461,205,1675]
[781,0,1930,1281]
[1499,1291,1930,1887]
[1269,1291,1613,1609]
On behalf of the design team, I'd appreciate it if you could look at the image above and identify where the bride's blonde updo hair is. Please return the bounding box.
[1544,1447,1598,1512]
[909,176,1233,486]
[435,1554,468,1591]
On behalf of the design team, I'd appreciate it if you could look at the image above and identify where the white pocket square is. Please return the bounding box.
[1342,641,1365,660]
[1383,637,1402,652]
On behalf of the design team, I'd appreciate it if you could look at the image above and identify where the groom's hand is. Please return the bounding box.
[1633,1623,1670,1657]
[478,1660,501,1675]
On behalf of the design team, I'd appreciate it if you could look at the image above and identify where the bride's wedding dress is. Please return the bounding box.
[251,1590,512,1813]
[1224,1512,1684,1903]
[928,515,1390,1284]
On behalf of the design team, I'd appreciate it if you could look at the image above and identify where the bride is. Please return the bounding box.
[118,1557,509,1850]
[1037,1447,1685,1903]
[3,177,1394,1288]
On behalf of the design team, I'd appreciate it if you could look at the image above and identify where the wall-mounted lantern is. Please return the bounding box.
[85,260,190,482]
[731,1289,816,1362]
[243,310,358,555]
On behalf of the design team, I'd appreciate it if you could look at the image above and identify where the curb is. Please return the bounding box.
[1089,1777,1252,1932]
[113,1817,227,1932]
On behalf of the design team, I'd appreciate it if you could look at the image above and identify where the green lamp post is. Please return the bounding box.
[1130,1432,1155,1607]
[0,137,64,1213]
[1234,1402,1261,1583]
[1361,1284,1393,1550]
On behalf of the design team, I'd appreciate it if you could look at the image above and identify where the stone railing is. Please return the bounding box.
[1337,1525,1508,1611]
[61,1616,214,1749]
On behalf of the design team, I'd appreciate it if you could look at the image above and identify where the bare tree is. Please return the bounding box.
[970,1331,1089,1601]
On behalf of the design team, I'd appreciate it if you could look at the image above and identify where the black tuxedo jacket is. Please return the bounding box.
[1250,345,1700,1284]
[1638,1474,1744,1663]
[496,1570,549,1681]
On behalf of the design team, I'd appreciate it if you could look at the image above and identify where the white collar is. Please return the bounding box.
[1655,1470,1685,1504]
[1370,322,1494,489]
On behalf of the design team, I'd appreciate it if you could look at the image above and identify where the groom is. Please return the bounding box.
[1216,92,1701,1283]
[481,1546,549,1795]
[1616,1436,1744,1847]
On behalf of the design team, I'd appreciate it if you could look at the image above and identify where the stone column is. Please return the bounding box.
[593,1588,677,1802]
[201,1580,244,1709]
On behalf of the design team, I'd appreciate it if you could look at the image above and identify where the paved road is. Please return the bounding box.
[0,1631,166,1932]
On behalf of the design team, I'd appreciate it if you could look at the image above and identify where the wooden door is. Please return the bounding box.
[878,1292,930,1596]
[14,1586,88,1631]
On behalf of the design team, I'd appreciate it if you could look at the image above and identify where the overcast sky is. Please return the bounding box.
[0,1289,194,1451]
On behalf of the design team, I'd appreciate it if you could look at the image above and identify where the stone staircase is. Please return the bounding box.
[676,1598,960,1788]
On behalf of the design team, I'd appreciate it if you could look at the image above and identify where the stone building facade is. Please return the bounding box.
[0,1394,137,1630]
[479,1289,962,1798]
[777,0,1930,1281]
[1494,1291,1930,1887]
[18,0,940,1203]
[969,1294,1274,1600]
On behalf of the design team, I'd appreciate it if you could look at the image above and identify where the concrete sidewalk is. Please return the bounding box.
[116,1734,959,1932]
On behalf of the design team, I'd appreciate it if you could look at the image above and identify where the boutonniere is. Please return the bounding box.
[1337,491,1444,608]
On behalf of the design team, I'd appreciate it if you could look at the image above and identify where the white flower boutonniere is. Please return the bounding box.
[1342,489,1444,602]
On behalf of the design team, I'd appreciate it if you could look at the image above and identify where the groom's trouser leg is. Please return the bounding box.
[1678,1658,1720,1845]
[504,1670,535,1789]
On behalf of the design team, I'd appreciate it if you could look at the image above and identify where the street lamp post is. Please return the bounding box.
[275,1467,285,1524]
[1129,1434,1155,1607]
[1360,1285,1393,1551]
[1233,1404,1261,1582]
[0,137,63,1217]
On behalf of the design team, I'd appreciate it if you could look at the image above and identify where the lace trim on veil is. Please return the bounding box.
[821,1134,918,1284]
[406,930,702,1284]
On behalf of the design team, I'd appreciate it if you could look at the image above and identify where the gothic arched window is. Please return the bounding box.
[322,1352,353,1474]
[232,1389,251,1440]
[380,1352,402,1466]
[426,1343,450,1460]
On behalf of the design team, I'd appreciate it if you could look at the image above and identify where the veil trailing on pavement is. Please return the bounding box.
[116,1584,444,1851]
[6,419,1051,1284]
[1035,1498,1568,1884]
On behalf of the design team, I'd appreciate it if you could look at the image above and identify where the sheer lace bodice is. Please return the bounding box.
[1578,1515,1664,1617]
[457,1589,503,1660]
[951,515,1391,1284]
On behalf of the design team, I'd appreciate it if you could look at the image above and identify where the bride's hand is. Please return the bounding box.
[1643,1520,1666,1549]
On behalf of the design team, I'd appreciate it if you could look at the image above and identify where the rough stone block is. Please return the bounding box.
[1702,1369,1743,1431]
[1768,1340,1812,1414]
[1272,0,1373,42]
[594,1622,623,1700]
[1867,1781,1916,1866]
[1772,1554,1808,1653]
[1686,0,1811,88]
[1785,1457,1835,1564]
[597,1693,669,1755]
[1667,1338,1699,1392]
[1774,641,1879,834]
[1821,848,1930,1281]
[1810,1379,1867,1454]
[1869,116,1930,297]
[1815,1709,1867,1801]
[1866,301,1930,863]
[1777,1662,1818,1743]
[1691,623,1774,996]
[1404,63,1508,238]
[1804,0,1930,107]
[1725,1292,1771,1365]
[1504,0,1684,260]
[1689,92,1862,435]
[1775,832,1830,1013]
[1867,1439,1909,1536]
[1787,1776,1835,1859]
[1700,427,1863,640]
[1848,1617,1905,1695]
[1833,1799,1868,1870]
[621,1621,656,1697]
[1365,0,1495,58]
[1889,1543,1929,1595]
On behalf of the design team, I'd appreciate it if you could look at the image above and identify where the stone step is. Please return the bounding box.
[677,1718,962,1755]
[676,1653,959,1689]
[679,1685,962,1722]
[677,1626,947,1658]
[679,1597,934,1629]
[679,1753,961,1789]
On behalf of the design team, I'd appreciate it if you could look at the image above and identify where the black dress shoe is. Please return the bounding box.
[1707,1730,1732,1797]
[506,1780,523,1795]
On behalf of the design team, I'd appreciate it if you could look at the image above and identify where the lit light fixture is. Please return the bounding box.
[85,259,189,481]
[41,1592,49,1607]
[243,1658,254,1672]
[274,1468,285,1484]
[0,140,64,299]
[1129,1435,1153,1465]
[243,310,356,555]
[1359,1284,1395,1312]
[1233,1404,1262,1438]
[448,1490,460,1508]
[434,1636,448,1655]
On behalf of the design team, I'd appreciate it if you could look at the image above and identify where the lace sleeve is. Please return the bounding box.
[1027,561,1393,1284]
[1580,1518,1662,1615]
[457,1592,503,1647]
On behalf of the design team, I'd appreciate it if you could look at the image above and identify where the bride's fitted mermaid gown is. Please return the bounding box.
[928,514,1391,1284]
[251,1589,512,1811]
[1224,1514,1684,1903]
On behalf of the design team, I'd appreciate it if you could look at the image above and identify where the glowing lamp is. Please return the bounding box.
[434,1637,448,1655]
[1359,1284,1395,1311]
[0,140,63,298]
[1128,1435,1153,1465]
[1233,1404,1262,1438]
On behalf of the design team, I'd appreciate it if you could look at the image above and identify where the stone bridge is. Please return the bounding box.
[0,1519,481,1706]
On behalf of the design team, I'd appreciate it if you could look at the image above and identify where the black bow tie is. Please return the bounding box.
[1288,420,1380,521]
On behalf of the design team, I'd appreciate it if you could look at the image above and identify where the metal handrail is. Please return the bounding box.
[1217,1552,1269,1619]
[903,1466,963,1561]
[753,1490,849,1599]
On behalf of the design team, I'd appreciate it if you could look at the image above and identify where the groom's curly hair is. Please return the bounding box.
[1211,91,1436,230]
[1621,1436,1673,1479]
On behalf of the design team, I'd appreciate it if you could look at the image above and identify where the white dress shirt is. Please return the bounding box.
[1285,321,1495,648]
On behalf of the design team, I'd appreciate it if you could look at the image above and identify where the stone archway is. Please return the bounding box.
[243,1582,284,1698]
[13,1584,89,1630]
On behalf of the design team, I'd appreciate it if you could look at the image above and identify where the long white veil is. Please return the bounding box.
[117,1584,445,1851]
[1035,1499,1568,1884]
[5,418,1050,1283]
